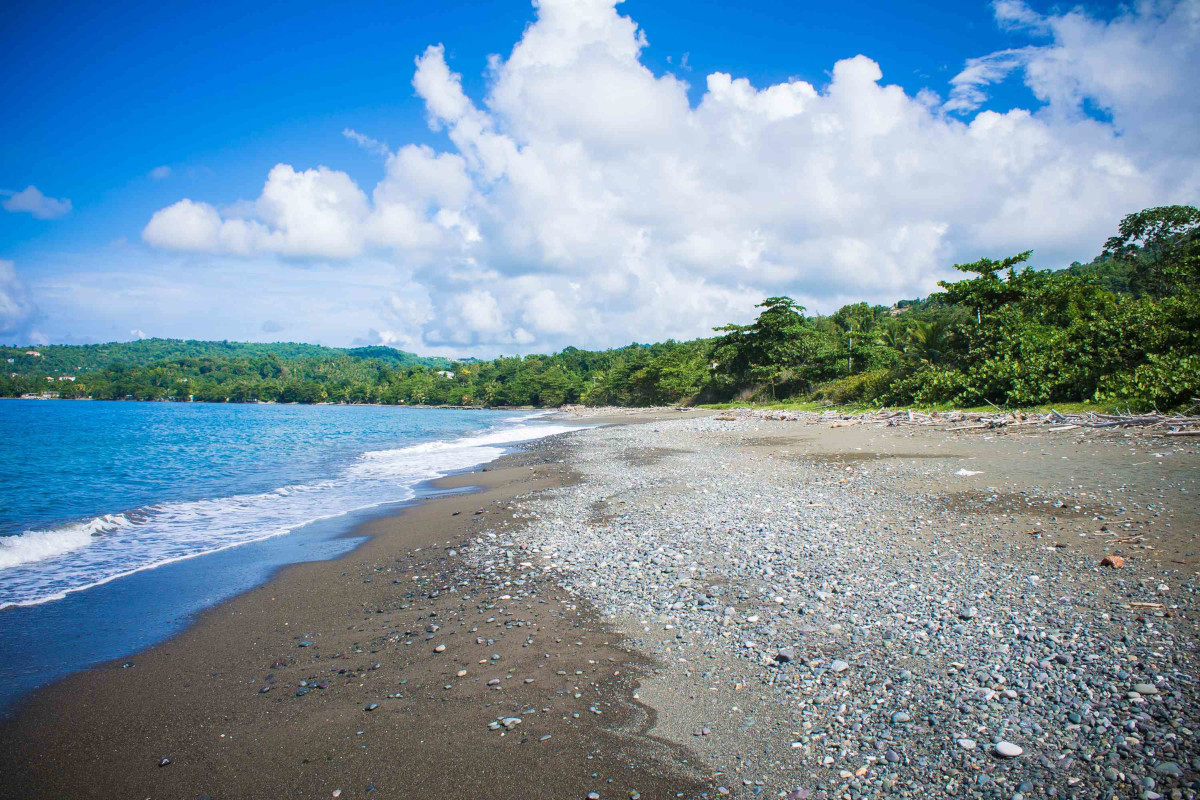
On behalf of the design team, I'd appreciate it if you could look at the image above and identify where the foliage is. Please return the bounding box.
[3,206,1197,411]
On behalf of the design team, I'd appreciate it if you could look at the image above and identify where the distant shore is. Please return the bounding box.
[2,410,1196,799]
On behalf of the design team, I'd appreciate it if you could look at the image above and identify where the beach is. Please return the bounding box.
[1,410,1197,799]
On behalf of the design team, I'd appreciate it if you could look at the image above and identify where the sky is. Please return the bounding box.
[2,0,1198,356]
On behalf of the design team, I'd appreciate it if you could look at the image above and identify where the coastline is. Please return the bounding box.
[0,428,712,799]
[3,409,1197,799]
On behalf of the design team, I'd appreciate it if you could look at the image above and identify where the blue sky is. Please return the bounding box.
[1,0,1195,353]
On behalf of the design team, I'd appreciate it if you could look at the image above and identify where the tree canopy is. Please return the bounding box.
[4,206,1198,411]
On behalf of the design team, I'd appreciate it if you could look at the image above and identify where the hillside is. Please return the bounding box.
[2,338,454,376]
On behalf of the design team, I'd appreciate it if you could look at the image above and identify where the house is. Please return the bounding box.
[57,375,76,381]
[5,358,13,363]
[436,370,456,379]
[25,350,41,357]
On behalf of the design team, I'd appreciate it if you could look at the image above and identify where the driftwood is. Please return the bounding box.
[714,405,1200,437]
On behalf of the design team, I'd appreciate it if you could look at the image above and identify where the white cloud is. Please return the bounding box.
[343,128,391,158]
[139,0,1200,355]
[130,328,149,340]
[2,186,72,219]
[0,260,38,340]
[149,166,172,180]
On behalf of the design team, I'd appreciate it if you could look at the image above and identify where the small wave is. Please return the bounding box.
[0,513,131,569]
[0,416,577,608]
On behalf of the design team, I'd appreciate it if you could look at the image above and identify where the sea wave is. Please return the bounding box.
[0,417,574,609]
[0,513,133,569]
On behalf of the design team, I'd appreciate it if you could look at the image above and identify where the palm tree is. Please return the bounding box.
[906,320,949,365]
[875,325,906,352]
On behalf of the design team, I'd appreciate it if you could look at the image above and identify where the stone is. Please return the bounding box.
[1134,683,1159,695]
[433,644,446,653]
[958,738,977,750]
[1100,555,1125,568]
[995,742,1023,758]
[775,647,795,663]
[830,659,849,673]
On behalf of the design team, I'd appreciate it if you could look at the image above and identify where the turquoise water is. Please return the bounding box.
[0,400,571,709]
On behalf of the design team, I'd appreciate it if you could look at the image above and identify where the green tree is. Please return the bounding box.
[714,296,811,399]
[1103,205,1200,298]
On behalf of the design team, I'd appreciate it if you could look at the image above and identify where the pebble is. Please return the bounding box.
[460,415,1200,800]
[995,742,1023,758]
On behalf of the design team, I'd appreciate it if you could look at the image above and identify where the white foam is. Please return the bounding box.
[0,514,131,570]
[0,416,576,608]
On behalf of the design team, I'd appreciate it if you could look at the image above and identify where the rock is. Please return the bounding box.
[500,717,522,729]
[158,757,171,767]
[891,711,911,724]
[775,647,795,663]
[364,703,378,712]
[995,742,1023,758]
[830,659,849,673]
[433,644,446,653]
[958,738,977,750]
[1100,555,1125,568]
[1134,683,1159,695]
[959,606,978,620]
[1154,762,1182,777]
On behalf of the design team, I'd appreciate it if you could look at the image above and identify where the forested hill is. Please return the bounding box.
[1,339,455,376]
[3,205,1197,410]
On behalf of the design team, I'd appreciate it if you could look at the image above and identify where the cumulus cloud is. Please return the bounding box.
[0,260,38,340]
[2,186,72,219]
[140,0,1200,355]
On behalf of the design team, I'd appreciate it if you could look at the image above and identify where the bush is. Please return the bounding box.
[810,370,892,404]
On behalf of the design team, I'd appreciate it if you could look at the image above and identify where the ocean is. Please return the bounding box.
[0,400,573,710]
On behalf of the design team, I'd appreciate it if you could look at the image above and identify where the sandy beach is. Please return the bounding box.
[2,410,1197,800]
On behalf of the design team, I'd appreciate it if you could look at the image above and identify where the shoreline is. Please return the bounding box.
[3,410,1196,799]
[0,428,712,799]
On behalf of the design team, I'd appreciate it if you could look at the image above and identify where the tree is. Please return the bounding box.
[714,297,811,398]
[905,320,950,366]
[1103,205,1200,298]
[940,251,1032,322]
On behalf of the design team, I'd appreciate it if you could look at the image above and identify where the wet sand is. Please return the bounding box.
[3,410,1196,800]
[0,441,711,800]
